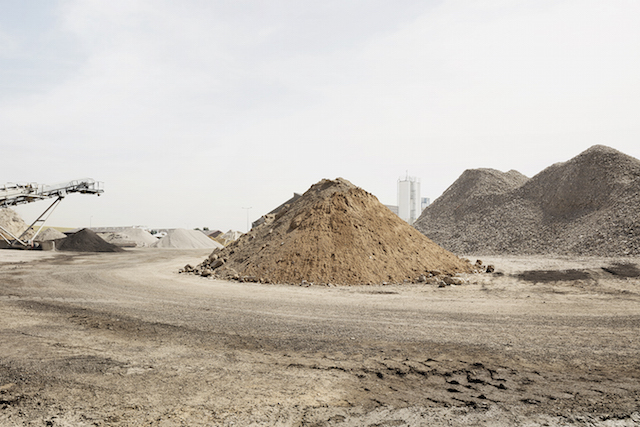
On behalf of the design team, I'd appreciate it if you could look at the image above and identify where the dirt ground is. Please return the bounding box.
[1,249,639,426]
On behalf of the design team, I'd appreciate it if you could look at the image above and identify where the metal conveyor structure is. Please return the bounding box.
[0,178,103,247]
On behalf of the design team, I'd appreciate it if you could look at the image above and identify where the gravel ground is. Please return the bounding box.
[1,248,639,426]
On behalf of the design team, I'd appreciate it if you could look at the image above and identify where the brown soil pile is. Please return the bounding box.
[414,145,640,256]
[187,178,472,285]
[55,229,124,252]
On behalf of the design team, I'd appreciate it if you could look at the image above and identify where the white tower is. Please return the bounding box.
[397,174,420,225]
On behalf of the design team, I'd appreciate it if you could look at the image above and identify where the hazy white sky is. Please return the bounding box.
[3,0,640,231]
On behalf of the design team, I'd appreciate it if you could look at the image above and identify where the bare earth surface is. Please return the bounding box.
[1,249,639,426]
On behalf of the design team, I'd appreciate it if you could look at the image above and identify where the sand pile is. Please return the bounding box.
[414,145,640,256]
[34,228,67,241]
[220,230,242,242]
[98,228,158,247]
[186,178,472,285]
[0,208,35,241]
[152,228,224,249]
[213,229,243,246]
[56,229,124,252]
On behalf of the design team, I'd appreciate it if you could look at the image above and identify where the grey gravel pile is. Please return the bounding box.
[414,145,640,256]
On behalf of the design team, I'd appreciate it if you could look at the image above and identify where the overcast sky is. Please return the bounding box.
[3,0,640,232]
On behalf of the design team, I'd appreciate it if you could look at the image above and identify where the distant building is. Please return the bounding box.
[421,197,430,211]
[206,230,223,238]
[398,175,421,225]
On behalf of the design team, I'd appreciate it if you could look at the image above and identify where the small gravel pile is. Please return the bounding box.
[414,145,640,256]
[152,228,224,249]
[98,228,158,247]
[185,178,472,285]
[56,229,124,252]
[34,228,67,241]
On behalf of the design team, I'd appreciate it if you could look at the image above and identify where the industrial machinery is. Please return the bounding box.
[0,178,103,248]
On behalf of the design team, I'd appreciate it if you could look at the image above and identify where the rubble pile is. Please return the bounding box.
[185,178,472,285]
[414,145,640,256]
[55,229,124,252]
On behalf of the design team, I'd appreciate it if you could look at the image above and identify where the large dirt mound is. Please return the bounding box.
[152,228,224,249]
[0,208,35,241]
[56,229,124,252]
[188,178,472,285]
[414,145,640,256]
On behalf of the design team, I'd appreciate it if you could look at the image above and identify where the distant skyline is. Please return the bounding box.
[3,0,640,231]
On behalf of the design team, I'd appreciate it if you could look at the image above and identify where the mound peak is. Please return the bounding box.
[190,178,472,285]
[428,169,528,218]
[520,145,640,220]
[449,169,528,197]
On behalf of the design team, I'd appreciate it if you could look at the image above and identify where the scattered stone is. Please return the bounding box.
[209,258,225,270]
[443,276,464,286]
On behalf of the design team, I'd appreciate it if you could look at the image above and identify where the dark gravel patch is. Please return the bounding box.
[517,269,591,283]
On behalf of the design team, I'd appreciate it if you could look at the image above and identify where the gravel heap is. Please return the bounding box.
[98,228,158,247]
[34,228,67,241]
[56,229,124,252]
[185,178,472,285]
[0,208,35,241]
[414,145,640,256]
[152,228,224,249]
[219,230,243,244]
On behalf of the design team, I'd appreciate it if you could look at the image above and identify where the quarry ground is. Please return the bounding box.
[1,249,639,426]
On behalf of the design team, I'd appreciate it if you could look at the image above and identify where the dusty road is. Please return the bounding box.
[1,249,639,426]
